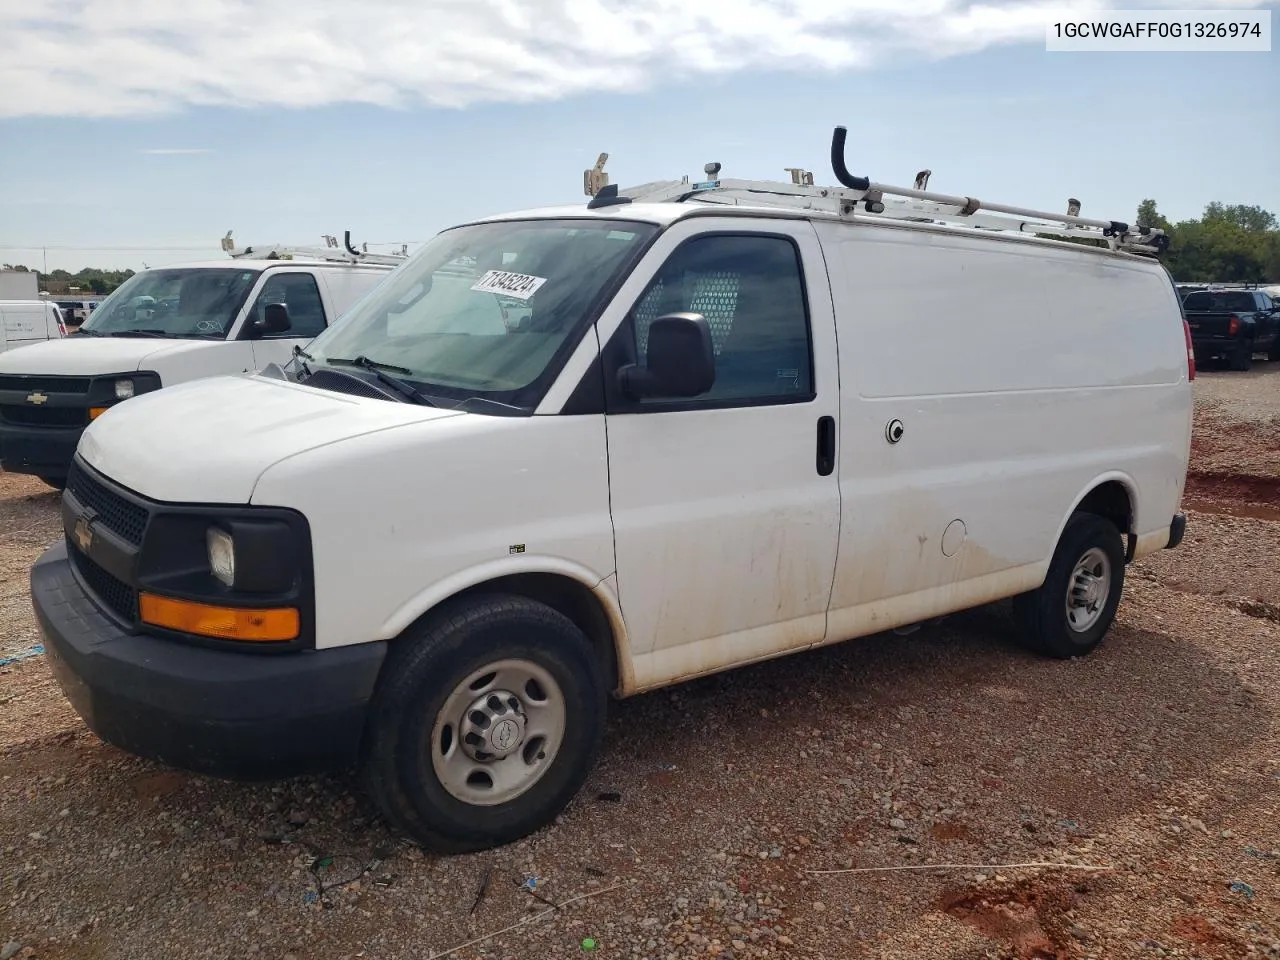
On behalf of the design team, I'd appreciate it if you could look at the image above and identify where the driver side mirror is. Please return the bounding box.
[251,302,292,338]
[618,312,716,401]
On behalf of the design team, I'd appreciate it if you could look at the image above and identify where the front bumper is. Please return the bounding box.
[32,541,387,780]
[0,422,84,479]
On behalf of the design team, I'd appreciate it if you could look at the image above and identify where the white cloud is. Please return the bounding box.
[0,0,1270,118]
[139,148,211,155]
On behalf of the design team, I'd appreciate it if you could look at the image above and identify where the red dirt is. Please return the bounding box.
[939,878,1079,960]
[1170,913,1247,956]
[929,821,973,843]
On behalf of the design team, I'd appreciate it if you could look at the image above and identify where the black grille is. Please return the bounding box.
[66,462,150,546]
[1,405,88,427]
[0,375,91,394]
[301,368,400,402]
[69,541,138,623]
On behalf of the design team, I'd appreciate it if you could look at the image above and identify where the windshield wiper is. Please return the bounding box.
[106,329,170,339]
[329,355,414,376]
[70,328,104,337]
[292,344,314,377]
[326,355,435,406]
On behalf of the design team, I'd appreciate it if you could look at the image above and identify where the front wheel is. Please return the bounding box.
[360,594,606,853]
[1267,337,1280,362]
[1012,513,1125,659]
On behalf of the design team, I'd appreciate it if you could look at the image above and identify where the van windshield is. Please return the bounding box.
[77,268,262,339]
[305,219,657,408]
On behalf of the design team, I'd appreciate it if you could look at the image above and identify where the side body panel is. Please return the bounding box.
[816,220,1192,644]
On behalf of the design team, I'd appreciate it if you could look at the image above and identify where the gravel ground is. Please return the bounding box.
[2,368,1279,960]
[1185,362,1280,485]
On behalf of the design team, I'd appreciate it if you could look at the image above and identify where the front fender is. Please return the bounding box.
[379,556,637,694]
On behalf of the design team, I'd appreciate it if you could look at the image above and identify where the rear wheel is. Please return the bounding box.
[1229,340,1254,371]
[37,475,66,491]
[1013,513,1125,659]
[360,593,606,853]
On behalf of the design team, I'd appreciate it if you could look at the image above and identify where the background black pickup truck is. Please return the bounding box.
[1181,289,1279,371]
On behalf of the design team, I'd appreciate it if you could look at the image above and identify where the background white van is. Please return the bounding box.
[0,254,398,488]
[0,300,67,354]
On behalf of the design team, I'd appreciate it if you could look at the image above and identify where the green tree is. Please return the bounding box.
[1132,199,1277,283]
[1136,198,1173,234]
[1202,202,1277,233]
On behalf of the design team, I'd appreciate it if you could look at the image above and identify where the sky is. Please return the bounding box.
[1,0,1276,273]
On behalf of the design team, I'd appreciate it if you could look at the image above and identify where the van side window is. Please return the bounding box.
[629,234,813,406]
[250,273,327,338]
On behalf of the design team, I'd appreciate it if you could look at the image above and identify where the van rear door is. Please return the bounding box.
[0,303,49,351]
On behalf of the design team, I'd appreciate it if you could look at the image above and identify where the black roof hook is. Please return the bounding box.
[830,126,871,192]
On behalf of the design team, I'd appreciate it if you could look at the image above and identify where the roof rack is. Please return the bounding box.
[1180,281,1259,289]
[219,230,410,267]
[583,127,1169,256]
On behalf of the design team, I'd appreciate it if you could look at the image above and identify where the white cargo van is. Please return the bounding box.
[0,238,403,488]
[34,129,1192,854]
[0,300,67,353]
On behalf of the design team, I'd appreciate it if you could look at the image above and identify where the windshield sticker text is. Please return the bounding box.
[470,270,548,301]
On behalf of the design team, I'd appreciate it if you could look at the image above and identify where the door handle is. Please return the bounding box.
[816,415,836,476]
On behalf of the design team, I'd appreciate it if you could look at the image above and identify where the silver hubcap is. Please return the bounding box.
[1065,547,1111,633]
[431,659,566,807]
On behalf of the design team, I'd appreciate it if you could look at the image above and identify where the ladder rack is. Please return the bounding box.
[219,230,411,267]
[583,127,1169,256]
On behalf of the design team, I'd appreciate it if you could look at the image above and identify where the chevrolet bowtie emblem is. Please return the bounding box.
[74,515,93,553]
[26,391,48,405]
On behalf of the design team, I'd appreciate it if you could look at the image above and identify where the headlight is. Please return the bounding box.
[115,379,135,400]
[206,527,235,587]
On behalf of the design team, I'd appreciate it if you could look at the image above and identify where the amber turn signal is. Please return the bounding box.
[139,593,300,642]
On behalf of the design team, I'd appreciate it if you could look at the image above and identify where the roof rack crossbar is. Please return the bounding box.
[219,231,411,267]
[583,126,1168,256]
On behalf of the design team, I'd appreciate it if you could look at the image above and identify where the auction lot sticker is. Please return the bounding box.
[471,270,548,300]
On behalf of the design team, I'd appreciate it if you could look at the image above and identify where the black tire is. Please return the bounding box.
[38,475,67,491]
[1229,340,1253,371]
[1012,512,1125,660]
[1267,338,1280,362]
[360,593,606,853]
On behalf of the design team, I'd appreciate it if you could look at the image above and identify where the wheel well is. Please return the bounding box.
[1075,481,1134,536]
[454,573,619,693]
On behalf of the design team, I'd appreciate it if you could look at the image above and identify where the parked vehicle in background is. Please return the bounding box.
[0,301,67,354]
[0,234,405,489]
[55,300,92,325]
[1181,287,1280,370]
[32,129,1191,854]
